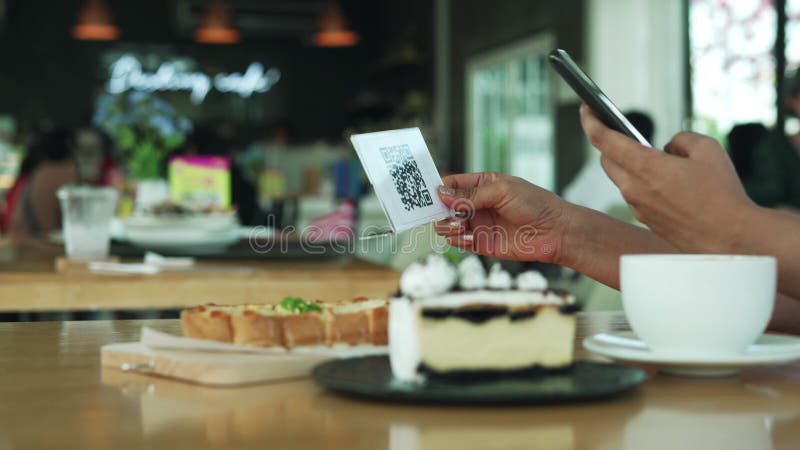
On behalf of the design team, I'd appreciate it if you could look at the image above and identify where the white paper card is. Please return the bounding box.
[350,128,450,233]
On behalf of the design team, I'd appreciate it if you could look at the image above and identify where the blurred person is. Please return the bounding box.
[236,119,299,227]
[73,126,118,186]
[726,122,768,184]
[1,149,40,234]
[6,129,75,239]
[434,105,800,332]
[745,70,800,210]
[0,116,16,165]
[3,127,117,239]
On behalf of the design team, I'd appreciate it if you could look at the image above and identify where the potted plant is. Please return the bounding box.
[93,91,192,210]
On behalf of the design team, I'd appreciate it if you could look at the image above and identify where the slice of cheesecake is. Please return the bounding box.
[388,255,577,382]
[389,290,577,381]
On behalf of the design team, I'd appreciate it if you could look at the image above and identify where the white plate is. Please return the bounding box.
[123,213,238,232]
[125,228,240,255]
[583,331,800,377]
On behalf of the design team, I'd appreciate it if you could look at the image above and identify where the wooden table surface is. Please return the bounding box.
[0,241,400,312]
[0,311,798,450]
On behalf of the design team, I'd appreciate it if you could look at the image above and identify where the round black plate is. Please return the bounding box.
[312,356,645,405]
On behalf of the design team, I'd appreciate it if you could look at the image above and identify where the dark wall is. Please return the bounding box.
[448,0,585,191]
[0,0,385,140]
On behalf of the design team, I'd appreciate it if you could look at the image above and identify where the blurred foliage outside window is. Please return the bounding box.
[690,0,777,142]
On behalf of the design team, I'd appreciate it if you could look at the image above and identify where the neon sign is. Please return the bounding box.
[106,54,281,104]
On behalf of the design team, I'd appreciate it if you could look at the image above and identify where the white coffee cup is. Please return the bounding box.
[620,255,776,356]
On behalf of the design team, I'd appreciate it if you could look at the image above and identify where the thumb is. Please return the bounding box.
[437,182,506,214]
[664,132,726,162]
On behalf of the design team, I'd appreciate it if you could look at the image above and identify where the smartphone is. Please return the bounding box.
[548,49,651,147]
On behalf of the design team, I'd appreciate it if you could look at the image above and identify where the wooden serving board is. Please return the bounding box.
[101,342,333,386]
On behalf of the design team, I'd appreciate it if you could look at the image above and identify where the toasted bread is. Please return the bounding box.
[180,298,388,348]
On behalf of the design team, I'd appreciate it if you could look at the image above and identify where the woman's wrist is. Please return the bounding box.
[552,202,582,269]
[555,203,621,287]
[556,202,678,289]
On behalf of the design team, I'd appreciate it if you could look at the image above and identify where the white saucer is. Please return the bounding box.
[583,331,800,377]
[124,228,241,255]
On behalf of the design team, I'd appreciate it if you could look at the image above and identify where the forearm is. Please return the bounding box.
[731,206,800,299]
[769,293,800,334]
[558,204,677,289]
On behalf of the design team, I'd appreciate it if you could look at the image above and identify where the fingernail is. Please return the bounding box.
[438,185,456,196]
[452,210,469,218]
[448,220,462,228]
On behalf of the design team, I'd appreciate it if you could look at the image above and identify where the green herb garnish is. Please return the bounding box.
[279,296,322,314]
[442,248,462,264]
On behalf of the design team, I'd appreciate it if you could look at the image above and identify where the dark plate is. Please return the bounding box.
[312,356,645,405]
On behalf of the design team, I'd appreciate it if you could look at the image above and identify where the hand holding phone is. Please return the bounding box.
[548,49,651,147]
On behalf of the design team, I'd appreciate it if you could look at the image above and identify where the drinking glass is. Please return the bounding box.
[57,185,119,261]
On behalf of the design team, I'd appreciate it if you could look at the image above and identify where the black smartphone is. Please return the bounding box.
[548,49,651,147]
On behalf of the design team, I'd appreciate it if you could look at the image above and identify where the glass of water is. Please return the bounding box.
[57,185,119,261]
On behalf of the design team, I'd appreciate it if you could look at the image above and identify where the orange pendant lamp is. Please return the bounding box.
[314,1,359,47]
[72,0,120,41]
[195,0,240,44]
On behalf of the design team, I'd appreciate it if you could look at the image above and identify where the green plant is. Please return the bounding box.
[93,91,192,179]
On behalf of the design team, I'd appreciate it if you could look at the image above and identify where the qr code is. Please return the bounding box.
[379,144,434,211]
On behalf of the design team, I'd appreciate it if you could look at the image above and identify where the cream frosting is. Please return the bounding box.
[399,254,458,299]
[457,255,487,290]
[516,270,548,291]
[487,263,513,290]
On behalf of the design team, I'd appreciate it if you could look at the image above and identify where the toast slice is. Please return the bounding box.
[323,297,388,346]
[180,297,388,349]
[180,305,236,343]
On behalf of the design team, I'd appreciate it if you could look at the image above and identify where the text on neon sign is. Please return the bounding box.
[106,54,281,104]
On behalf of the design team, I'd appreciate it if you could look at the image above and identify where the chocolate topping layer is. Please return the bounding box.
[420,303,574,323]
[422,305,509,323]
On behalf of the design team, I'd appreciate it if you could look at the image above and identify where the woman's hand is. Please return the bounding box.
[434,172,569,263]
[579,104,756,252]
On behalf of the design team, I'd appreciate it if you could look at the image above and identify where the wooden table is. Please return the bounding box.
[0,312,798,450]
[0,241,400,312]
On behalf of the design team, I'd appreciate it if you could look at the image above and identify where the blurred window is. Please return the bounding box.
[690,0,777,141]
[466,34,555,191]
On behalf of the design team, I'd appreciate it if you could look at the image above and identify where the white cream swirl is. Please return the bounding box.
[399,254,458,299]
[516,270,548,291]
[457,255,487,290]
[487,263,513,290]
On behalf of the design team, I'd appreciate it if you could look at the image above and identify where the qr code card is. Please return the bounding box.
[350,128,450,233]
